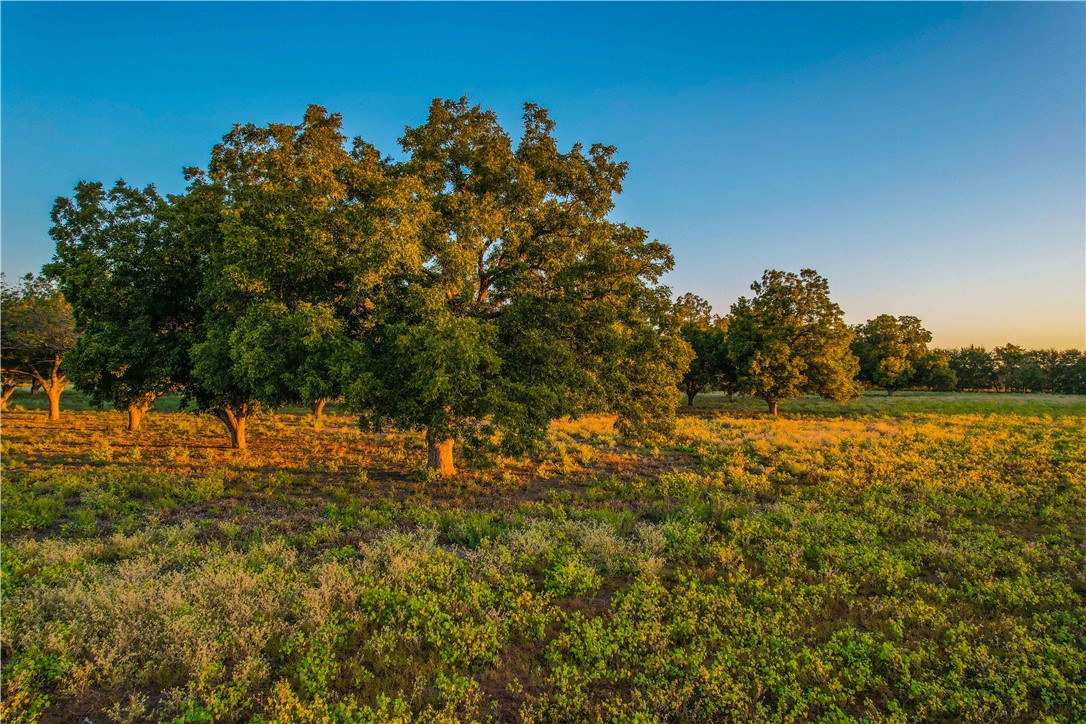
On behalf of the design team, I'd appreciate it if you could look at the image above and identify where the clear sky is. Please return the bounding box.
[3,2,1083,349]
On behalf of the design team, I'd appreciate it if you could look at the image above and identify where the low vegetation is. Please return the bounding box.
[2,391,1083,722]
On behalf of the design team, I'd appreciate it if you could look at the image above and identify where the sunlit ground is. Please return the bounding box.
[2,389,1084,721]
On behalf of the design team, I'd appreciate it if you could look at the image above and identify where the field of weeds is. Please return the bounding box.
[2,391,1084,722]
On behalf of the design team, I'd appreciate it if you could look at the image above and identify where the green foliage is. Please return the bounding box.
[674,293,734,406]
[350,98,692,462]
[201,106,425,413]
[852,314,937,394]
[727,269,860,414]
[47,181,188,410]
[943,346,1086,394]
[949,345,998,391]
[0,274,78,391]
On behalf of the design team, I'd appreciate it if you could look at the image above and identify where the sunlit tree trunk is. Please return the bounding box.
[311,397,328,419]
[426,428,455,477]
[38,356,67,421]
[126,394,157,431]
[45,386,62,420]
[214,405,250,449]
[766,398,778,416]
[1,384,15,411]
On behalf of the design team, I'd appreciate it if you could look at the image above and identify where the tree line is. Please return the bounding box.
[2,100,1083,473]
[677,295,1086,406]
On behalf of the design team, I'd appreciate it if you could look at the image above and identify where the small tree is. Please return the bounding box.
[47,180,190,431]
[1051,350,1086,394]
[674,293,728,406]
[0,274,78,420]
[350,98,691,474]
[852,314,934,395]
[916,349,957,391]
[727,269,859,415]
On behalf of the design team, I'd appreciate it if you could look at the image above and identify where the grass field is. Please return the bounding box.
[2,391,1084,722]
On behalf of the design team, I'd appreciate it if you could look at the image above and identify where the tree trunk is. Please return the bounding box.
[215,406,249,449]
[29,379,40,396]
[767,398,778,416]
[311,397,328,418]
[126,393,157,431]
[686,391,696,407]
[887,388,894,397]
[45,386,62,420]
[426,429,455,477]
[1,385,15,411]
[43,358,66,421]
[127,405,144,431]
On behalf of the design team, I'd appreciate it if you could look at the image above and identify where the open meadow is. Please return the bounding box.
[1,391,1084,722]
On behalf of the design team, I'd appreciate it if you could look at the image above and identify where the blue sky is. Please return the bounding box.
[3,2,1083,348]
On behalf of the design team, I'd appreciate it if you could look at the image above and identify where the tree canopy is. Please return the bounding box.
[348,99,691,473]
[0,274,78,419]
[673,293,733,407]
[46,180,196,430]
[852,314,936,395]
[40,100,692,467]
[727,269,859,415]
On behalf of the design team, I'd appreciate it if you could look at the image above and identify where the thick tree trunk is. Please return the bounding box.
[29,379,40,396]
[767,398,778,416]
[686,391,696,407]
[46,386,62,420]
[43,359,67,421]
[126,393,157,432]
[311,397,328,418]
[426,429,455,477]
[215,406,249,450]
[1,385,15,411]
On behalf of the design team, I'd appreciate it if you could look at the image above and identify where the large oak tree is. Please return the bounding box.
[350,99,691,474]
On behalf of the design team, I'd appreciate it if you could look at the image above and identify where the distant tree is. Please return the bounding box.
[993,344,1044,392]
[949,346,997,391]
[727,269,859,415]
[1049,350,1086,394]
[852,314,934,395]
[673,293,728,406]
[713,315,745,402]
[672,292,714,329]
[350,98,691,474]
[916,349,957,391]
[47,180,193,431]
[0,274,78,420]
